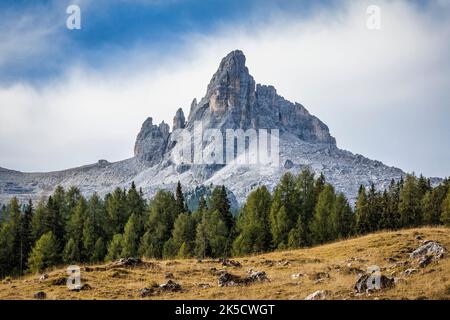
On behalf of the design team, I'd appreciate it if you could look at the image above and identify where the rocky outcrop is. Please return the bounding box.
[173,108,186,130]
[354,273,395,293]
[134,118,170,165]
[186,50,335,145]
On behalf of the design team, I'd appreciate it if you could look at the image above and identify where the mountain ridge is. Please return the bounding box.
[0,50,413,205]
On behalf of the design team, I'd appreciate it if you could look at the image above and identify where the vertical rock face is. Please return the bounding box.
[186,50,336,145]
[173,108,186,130]
[134,117,170,165]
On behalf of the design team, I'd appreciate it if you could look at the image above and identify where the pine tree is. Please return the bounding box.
[139,190,178,258]
[195,210,229,258]
[106,234,124,261]
[19,200,34,273]
[423,185,447,225]
[355,186,369,234]
[92,238,106,262]
[366,183,382,232]
[441,188,450,226]
[82,215,96,262]
[63,238,80,264]
[171,213,196,257]
[105,188,128,237]
[127,182,146,218]
[44,196,65,256]
[269,172,298,249]
[209,186,234,231]
[0,198,22,277]
[399,175,422,227]
[28,232,59,273]
[310,184,335,244]
[331,193,354,239]
[233,186,272,255]
[175,181,188,214]
[121,213,142,258]
[288,169,317,248]
[31,201,49,242]
[66,197,87,263]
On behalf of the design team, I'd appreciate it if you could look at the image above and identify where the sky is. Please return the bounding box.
[0,0,449,177]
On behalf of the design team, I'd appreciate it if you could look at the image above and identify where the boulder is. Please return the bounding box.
[410,241,445,259]
[34,291,46,299]
[304,290,330,300]
[220,258,242,267]
[39,274,48,282]
[159,280,182,292]
[354,273,395,293]
[218,270,269,287]
[284,159,294,169]
[403,268,418,276]
[51,277,67,286]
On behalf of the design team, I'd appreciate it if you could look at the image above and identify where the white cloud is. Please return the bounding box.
[0,0,449,177]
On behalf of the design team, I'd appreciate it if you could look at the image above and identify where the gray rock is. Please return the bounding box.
[284,159,294,169]
[354,273,395,293]
[304,290,329,300]
[134,118,170,165]
[34,291,46,299]
[173,108,186,130]
[159,280,182,292]
[410,241,446,260]
[403,268,418,276]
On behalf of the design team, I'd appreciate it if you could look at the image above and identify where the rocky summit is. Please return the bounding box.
[0,50,406,205]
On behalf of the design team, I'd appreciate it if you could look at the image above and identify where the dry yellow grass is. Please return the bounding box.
[1,227,449,300]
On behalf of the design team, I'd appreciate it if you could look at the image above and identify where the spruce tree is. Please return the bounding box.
[127,182,146,218]
[105,188,128,237]
[28,232,59,273]
[106,234,124,261]
[355,186,370,234]
[423,185,447,225]
[66,197,87,263]
[288,170,317,248]
[92,238,106,262]
[63,238,80,264]
[31,201,49,242]
[171,212,196,257]
[139,190,178,258]
[310,184,335,244]
[19,200,34,273]
[175,181,188,214]
[195,210,228,258]
[269,172,298,249]
[121,213,142,258]
[233,186,272,255]
[441,188,450,227]
[399,175,422,227]
[331,193,354,239]
[209,186,233,231]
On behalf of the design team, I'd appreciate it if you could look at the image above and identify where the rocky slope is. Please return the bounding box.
[0,50,406,205]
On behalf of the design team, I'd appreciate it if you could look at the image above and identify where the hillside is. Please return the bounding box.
[1,227,449,300]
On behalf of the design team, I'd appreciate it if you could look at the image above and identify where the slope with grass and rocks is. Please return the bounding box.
[1,227,448,300]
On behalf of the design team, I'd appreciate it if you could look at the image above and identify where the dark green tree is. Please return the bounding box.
[233,186,272,255]
[139,190,178,258]
[310,184,335,244]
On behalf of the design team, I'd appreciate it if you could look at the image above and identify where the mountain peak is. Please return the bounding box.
[217,50,247,74]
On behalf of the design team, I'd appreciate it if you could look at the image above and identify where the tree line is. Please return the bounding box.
[0,170,449,278]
